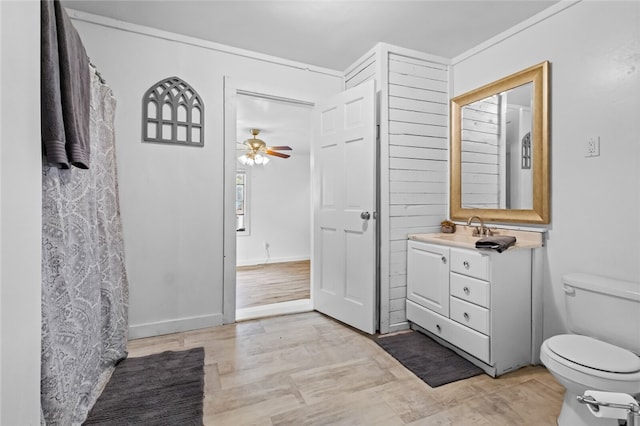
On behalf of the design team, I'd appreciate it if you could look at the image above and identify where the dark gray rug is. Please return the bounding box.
[84,347,205,425]
[376,331,483,387]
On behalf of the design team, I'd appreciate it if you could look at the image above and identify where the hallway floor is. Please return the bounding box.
[236,260,310,309]
[128,311,564,425]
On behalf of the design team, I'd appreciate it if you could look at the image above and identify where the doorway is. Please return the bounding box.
[233,90,314,321]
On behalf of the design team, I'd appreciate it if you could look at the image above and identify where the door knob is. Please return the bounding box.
[360,211,371,220]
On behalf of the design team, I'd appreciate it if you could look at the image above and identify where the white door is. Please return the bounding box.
[312,80,377,334]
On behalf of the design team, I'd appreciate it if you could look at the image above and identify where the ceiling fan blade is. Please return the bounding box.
[267,146,292,151]
[266,150,290,159]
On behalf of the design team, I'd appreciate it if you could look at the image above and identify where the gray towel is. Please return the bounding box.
[475,236,516,253]
[41,0,90,169]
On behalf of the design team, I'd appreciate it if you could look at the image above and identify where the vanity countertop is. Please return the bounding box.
[408,227,543,250]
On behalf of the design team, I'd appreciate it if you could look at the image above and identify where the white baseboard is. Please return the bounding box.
[236,299,312,321]
[386,321,410,334]
[236,256,310,267]
[129,313,223,339]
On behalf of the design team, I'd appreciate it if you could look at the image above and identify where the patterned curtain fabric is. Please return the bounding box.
[41,69,129,425]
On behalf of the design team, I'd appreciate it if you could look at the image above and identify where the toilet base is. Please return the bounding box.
[558,391,623,426]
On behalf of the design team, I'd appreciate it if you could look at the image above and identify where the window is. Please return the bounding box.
[236,171,249,234]
[142,76,204,146]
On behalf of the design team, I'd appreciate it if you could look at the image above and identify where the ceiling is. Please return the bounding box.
[63,0,558,71]
[236,94,312,156]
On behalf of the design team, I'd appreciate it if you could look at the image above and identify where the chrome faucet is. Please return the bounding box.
[466,215,492,237]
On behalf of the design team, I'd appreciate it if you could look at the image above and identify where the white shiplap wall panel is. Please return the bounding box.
[389,145,448,161]
[389,84,448,104]
[390,134,447,149]
[345,60,377,89]
[390,121,448,138]
[390,286,406,300]
[389,109,448,126]
[390,193,448,205]
[389,169,447,182]
[390,274,407,288]
[389,239,407,252]
[389,96,448,115]
[391,215,447,228]
[389,204,446,216]
[390,226,435,241]
[345,52,377,90]
[386,53,449,330]
[388,55,447,78]
[389,72,447,93]
[389,251,407,275]
[389,158,448,172]
[390,181,448,193]
[389,310,407,325]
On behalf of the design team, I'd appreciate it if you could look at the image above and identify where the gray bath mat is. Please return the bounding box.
[376,331,483,387]
[84,347,205,425]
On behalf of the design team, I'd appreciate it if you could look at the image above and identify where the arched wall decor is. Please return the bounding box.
[142,76,204,146]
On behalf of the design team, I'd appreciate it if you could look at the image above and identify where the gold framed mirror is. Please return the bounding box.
[450,61,549,224]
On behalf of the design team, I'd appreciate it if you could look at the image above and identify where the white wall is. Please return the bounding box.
[0,1,42,423]
[237,151,311,266]
[452,1,640,338]
[70,12,342,337]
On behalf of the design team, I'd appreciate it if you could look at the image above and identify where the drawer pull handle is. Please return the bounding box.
[463,312,470,321]
[436,324,441,333]
[441,256,447,264]
[463,286,470,295]
[463,261,470,269]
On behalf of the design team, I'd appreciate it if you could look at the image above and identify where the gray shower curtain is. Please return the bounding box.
[41,68,128,425]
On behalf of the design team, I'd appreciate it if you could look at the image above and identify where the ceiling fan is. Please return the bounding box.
[238,129,292,165]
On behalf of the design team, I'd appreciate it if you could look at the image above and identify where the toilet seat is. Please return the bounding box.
[546,334,640,373]
[541,335,640,395]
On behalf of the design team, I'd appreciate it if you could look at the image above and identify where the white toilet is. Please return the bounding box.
[540,273,640,425]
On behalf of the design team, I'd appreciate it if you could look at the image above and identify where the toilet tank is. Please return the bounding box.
[563,273,640,355]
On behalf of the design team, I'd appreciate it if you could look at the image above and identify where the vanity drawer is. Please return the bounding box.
[450,248,489,280]
[450,272,490,308]
[407,299,490,363]
[450,297,490,335]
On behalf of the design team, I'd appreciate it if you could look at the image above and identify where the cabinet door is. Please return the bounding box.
[407,241,450,317]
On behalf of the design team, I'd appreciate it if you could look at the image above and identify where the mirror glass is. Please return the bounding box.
[461,82,533,210]
[451,61,549,224]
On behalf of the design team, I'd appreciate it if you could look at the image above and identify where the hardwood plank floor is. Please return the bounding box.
[127,311,564,425]
[236,260,310,309]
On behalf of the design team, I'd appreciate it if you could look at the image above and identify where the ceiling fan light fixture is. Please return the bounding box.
[238,128,291,166]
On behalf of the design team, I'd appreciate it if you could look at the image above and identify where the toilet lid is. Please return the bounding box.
[547,335,640,373]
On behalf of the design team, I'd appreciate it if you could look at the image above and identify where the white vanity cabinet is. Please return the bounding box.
[406,242,449,317]
[406,239,533,377]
